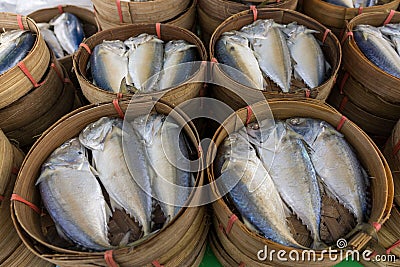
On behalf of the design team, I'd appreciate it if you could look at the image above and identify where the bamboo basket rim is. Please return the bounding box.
[206,99,392,254]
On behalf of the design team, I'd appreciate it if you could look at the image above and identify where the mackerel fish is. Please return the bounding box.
[50,12,84,55]
[36,138,112,251]
[380,23,400,55]
[37,23,64,58]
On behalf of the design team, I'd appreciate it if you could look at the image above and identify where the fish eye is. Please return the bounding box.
[251,123,260,130]
[290,118,300,125]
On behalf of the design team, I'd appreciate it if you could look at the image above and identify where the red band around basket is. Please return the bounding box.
[322,29,331,44]
[152,260,164,267]
[79,43,92,55]
[113,99,125,119]
[11,167,19,175]
[384,10,396,25]
[11,194,41,215]
[336,116,347,131]
[358,6,363,15]
[211,57,218,63]
[250,5,258,21]
[393,140,400,155]
[17,15,24,30]
[17,62,44,88]
[105,250,119,267]
[116,93,123,99]
[341,31,353,45]
[115,0,123,23]
[340,72,350,94]
[373,222,382,232]
[156,23,161,39]
[226,214,238,234]
[51,63,68,83]
[239,262,246,267]
[58,5,64,14]
[277,0,281,2]
[0,195,4,201]
[246,106,253,126]
[198,145,203,157]
[305,89,311,98]
[339,96,348,112]
[386,240,400,254]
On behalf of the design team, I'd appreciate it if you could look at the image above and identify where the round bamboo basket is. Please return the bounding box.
[384,120,400,206]
[0,13,51,110]
[11,100,208,266]
[198,0,298,45]
[74,23,207,105]
[206,99,393,266]
[28,5,99,89]
[302,0,400,37]
[328,85,398,138]
[94,0,197,32]
[209,8,341,111]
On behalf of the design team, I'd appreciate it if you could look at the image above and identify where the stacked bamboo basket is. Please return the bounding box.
[0,129,51,266]
[74,23,207,105]
[28,5,99,90]
[11,100,209,267]
[206,99,393,266]
[197,0,298,45]
[302,0,400,37]
[92,0,197,32]
[0,13,75,147]
[328,11,400,144]
[209,8,341,111]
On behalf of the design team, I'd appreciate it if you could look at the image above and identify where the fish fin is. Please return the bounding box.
[109,197,124,213]
[120,77,138,94]
[243,217,260,234]
[105,204,113,222]
[118,231,131,247]
[282,201,293,218]
[361,166,371,187]
[293,65,302,81]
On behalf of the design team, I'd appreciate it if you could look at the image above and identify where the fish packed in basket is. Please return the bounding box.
[89,33,199,94]
[36,115,194,251]
[217,117,371,249]
[215,19,331,93]
[37,12,84,59]
[323,0,378,7]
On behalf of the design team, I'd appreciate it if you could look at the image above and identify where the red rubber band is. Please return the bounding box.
[386,240,400,254]
[156,23,161,39]
[226,214,238,234]
[339,96,348,112]
[0,195,4,201]
[104,250,119,267]
[152,260,164,267]
[17,15,24,30]
[11,167,19,175]
[115,0,123,23]
[211,57,218,63]
[246,106,253,126]
[250,5,258,21]
[305,89,311,98]
[239,262,246,267]
[322,29,331,44]
[336,116,347,131]
[340,72,350,94]
[358,6,363,15]
[58,5,64,14]
[393,140,400,155]
[79,43,92,55]
[341,31,353,45]
[373,222,382,232]
[11,194,41,215]
[384,10,396,25]
[51,63,64,82]
[113,99,125,119]
[116,93,123,99]
[198,145,203,157]
[277,0,281,2]
[17,62,44,88]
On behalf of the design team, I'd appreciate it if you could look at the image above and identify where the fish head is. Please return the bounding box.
[380,24,400,37]
[283,22,319,43]
[220,31,249,48]
[79,117,117,151]
[100,40,128,57]
[42,138,87,170]
[165,40,196,55]
[285,117,322,145]
[124,33,163,50]
[0,29,28,44]
[240,19,275,39]
[354,25,382,41]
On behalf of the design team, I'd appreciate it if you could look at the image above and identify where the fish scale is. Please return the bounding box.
[50,12,84,55]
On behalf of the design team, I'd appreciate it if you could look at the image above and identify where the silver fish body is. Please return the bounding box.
[79,117,152,236]
[91,40,128,93]
[37,23,64,58]
[244,121,323,248]
[285,23,327,89]
[0,30,35,75]
[36,138,112,251]
[241,19,292,92]
[354,25,400,79]
[380,23,400,55]
[323,0,354,7]
[125,34,164,92]
[219,132,301,247]
[353,0,377,7]
[50,12,84,55]
[158,40,197,90]
[287,118,368,224]
[215,31,264,90]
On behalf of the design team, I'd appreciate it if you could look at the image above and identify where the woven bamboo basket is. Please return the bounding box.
[74,23,207,105]
[198,0,298,45]
[384,120,400,206]
[0,13,51,110]
[28,5,99,89]
[94,0,197,32]
[4,65,75,147]
[303,0,400,37]
[209,8,341,111]
[11,99,208,266]
[206,99,393,266]
[328,86,398,138]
